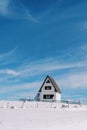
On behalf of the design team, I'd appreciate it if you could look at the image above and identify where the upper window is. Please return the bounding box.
[46,80,50,83]
[45,86,51,90]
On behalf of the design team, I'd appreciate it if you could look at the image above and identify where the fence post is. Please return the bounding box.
[21,101,25,108]
[79,100,81,107]
[36,102,38,108]
[50,101,52,108]
[7,102,9,108]
[67,101,69,108]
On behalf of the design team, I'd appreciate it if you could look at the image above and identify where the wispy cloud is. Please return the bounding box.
[23,8,39,23]
[0,47,19,82]
[0,44,87,82]
[0,0,39,23]
[0,0,10,16]
[0,44,87,91]
[58,73,87,89]
[82,22,87,30]
[1,69,20,76]
[14,44,87,89]
[0,47,17,59]
[0,81,41,95]
[0,47,18,65]
[16,45,87,77]
[18,60,85,78]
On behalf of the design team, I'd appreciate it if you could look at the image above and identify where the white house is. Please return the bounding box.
[35,75,62,102]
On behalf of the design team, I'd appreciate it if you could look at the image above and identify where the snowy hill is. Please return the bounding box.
[0,101,87,130]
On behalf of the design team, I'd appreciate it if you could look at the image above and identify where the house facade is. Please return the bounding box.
[35,75,61,101]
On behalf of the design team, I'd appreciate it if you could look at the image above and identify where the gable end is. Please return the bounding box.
[39,75,61,94]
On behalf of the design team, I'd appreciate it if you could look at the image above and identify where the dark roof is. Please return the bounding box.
[39,75,62,94]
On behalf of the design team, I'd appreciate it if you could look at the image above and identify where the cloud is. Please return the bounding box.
[0,44,87,90]
[0,56,85,84]
[58,73,87,89]
[0,81,41,94]
[0,69,20,76]
[79,20,87,31]
[0,47,17,59]
[0,47,18,66]
[1,44,86,81]
[17,58,86,78]
[0,56,86,86]
[17,56,87,89]
[0,47,20,82]
[23,8,39,23]
[0,0,39,23]
[6,69,20,76]
[0,0,10,15]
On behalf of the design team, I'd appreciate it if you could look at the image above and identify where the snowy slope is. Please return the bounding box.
[0,101,87,130]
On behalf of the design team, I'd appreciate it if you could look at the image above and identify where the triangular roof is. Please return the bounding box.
[39,75,62,94]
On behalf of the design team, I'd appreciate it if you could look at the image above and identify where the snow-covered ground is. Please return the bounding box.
[0,101,87,130]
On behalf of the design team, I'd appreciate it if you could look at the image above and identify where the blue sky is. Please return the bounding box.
[0,0,87,101]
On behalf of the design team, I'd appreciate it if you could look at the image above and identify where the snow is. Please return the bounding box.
[0,101,87,130]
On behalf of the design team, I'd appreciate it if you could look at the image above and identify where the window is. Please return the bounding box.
[43,95,54,99]
[46,80,50,83]
[45,86,51,90]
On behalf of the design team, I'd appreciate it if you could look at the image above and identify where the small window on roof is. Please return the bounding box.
[46,80,50,83]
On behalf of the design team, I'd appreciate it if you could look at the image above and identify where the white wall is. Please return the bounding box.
[56,93,61,101]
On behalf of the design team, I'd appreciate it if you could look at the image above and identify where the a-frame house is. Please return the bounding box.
[35,75,61,101]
